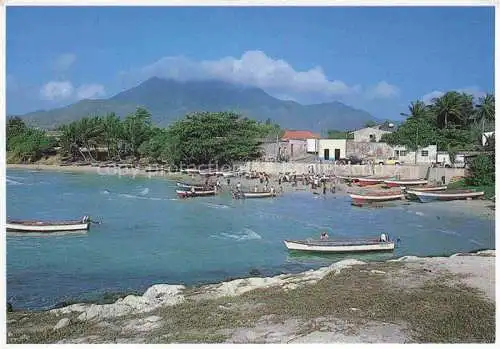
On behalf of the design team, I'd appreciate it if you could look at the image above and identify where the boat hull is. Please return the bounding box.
[384,179,427,188]
[402,185,447,192]
[350,193,404,204]
[406,190,484,203]
[176,182,213,190]
[284,240,395,253]
[176,190,216,198]
[6,222,90,233]
[242,192,276,199]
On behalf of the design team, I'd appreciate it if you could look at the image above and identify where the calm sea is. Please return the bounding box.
[6,169,495,310]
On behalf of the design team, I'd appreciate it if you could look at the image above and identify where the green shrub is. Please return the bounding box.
[466,154,495,186]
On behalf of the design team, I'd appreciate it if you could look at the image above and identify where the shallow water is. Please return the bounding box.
[6,170,495,310]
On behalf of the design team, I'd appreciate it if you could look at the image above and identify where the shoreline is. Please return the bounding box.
[7,250,496,343]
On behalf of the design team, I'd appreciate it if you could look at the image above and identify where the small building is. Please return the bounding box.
[318,139,347,161]
[352,125,394,142]
[280,130,320,160]
[392,145,437,164]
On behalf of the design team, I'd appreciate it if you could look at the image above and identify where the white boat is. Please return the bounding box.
[349,192,405,204]
[401,185,447,192]
[405,189,485,203]
[242,191,277,199]
[383,179,428,187]
[7,216,91,233]
[284,236,395,253]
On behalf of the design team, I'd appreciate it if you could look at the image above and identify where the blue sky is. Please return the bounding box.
[6,6,495,120]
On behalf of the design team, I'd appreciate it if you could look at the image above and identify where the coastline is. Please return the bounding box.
[7,163,496,219]
[7,250,496,343]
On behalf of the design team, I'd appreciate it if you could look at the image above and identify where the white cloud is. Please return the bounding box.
[53,53,77,72]
[422,90,445,105]
[77,84,106,99]
[422,86,487,104]
[40,81,74,100]
[365,81,400,99]
[121,50,371,103]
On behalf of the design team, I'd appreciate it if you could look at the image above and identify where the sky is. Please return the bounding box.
[6,6,495,120]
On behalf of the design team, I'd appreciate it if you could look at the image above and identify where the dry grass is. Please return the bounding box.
[7,262,495,344]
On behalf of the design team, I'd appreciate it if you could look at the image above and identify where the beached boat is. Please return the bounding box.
[401,185,447,192]
[383,179,428,187]
[241,191,277,199]
[284,235,395,253]
[405,189,484,203]
[350,192,404,204]
[7,216,91,233]
[355,177,392,187]
[176,189,217,198]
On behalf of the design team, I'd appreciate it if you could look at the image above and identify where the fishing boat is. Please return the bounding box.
[176,189,217,198]
[176,182,213,190]
[383,179,428,188]
[284,234,395,253]
[355,177,392,187]
[405,189,484,203]
[240,191,277,199]
[401,185,447,192]
[350,192,404,205]
[7,216,91,233]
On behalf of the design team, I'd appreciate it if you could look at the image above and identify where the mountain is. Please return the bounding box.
[16,77,379,131]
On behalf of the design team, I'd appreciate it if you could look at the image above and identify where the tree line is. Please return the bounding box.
[6,108,281,165]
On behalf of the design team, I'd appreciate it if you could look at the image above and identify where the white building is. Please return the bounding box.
[317,139,347,161]
[392,145,438,164]
[352,125,394,142]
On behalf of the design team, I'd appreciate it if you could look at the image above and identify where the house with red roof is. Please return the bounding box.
[277,130,321,161]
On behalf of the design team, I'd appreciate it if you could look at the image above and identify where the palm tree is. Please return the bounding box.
[475,94,495,133]
[400,100,428,119]
[432,92,461,128]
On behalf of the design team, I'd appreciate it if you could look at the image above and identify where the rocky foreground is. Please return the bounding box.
[7,250,496,344]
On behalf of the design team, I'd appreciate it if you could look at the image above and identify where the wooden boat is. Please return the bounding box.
[176,189,217,198]
[401,185,447,192]
[350,192,404,204]
[405,189,484,203]
[338,175,368,183]
[355,177,392,187]
[284,235,395,253]
[383,179,428,188]
[241,191,277,199]
[176,182,214,190]
[7,216,91,233]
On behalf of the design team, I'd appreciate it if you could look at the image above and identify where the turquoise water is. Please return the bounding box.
[7,169,495,310]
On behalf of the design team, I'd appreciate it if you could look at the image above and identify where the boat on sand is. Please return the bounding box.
[349,192,404,205]
[7,216,91,233]
[401,185,447,192]
[383,179,428,187]
[355,177,393,187]
[284,234,395,253]
[405,189,484,203]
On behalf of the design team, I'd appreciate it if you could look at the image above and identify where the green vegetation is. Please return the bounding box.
[7,108,279,166]
[6,117,55,163]
[326,129,354,139]
[381,92,495,153]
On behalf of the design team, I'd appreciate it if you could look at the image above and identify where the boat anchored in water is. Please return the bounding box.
[7,216,91,233]
[284,233,395,253]
[233,191,277,199]
[176,189,217,198]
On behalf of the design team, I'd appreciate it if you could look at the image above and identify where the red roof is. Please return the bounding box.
[281,130,320,140]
